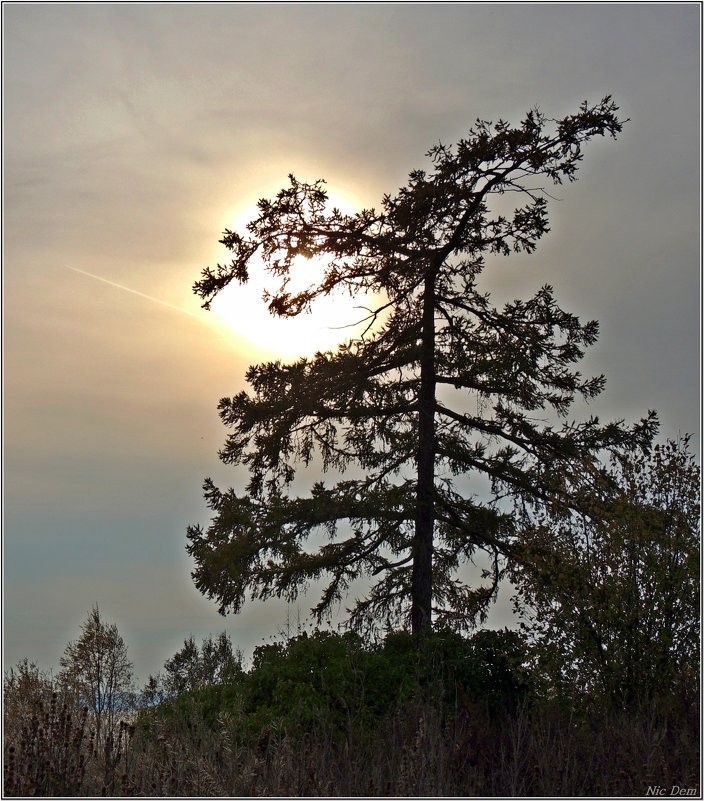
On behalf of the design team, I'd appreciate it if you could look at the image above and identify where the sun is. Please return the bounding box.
[209,192,379,359]
[211,253,374,358]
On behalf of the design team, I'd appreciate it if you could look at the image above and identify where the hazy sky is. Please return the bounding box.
[3,3,700,682]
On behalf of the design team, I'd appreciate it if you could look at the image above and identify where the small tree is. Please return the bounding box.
[511,437,700,711]
[163,632,242,696]
[58,605,134,740]
[144,632,242,701]
[188,97,656,636]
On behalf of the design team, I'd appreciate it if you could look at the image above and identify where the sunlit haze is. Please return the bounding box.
[210,255,372,357]
[209,194,378,358]
[3,4,699,684]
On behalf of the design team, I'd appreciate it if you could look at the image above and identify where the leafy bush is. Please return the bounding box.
[512,437,700,712]
[145,627,535,750]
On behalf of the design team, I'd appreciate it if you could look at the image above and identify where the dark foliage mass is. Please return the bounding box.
[512,436,700,712]
[188,97,657,634]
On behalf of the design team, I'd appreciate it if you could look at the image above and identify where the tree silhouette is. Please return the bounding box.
[511,437,699,711]
[188,97,657,635]
[58,605,134,742]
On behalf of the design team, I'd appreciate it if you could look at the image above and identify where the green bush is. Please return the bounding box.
[143,626,535,750]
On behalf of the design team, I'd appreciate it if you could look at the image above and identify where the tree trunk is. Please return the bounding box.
[411,263,436,635]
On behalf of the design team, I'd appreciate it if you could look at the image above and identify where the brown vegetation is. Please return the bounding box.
[4,649,698,797]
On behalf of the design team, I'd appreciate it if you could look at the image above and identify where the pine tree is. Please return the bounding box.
[188,97,657,635]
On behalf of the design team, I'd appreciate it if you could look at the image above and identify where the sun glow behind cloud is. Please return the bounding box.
[211,255,376,358]
[208,192,382,359]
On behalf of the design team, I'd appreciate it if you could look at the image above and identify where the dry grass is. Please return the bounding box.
[13,697,688,797]
[4,660,699,796]
[2,691,139,797]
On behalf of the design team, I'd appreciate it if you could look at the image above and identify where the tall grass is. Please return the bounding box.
[4,633,699,796]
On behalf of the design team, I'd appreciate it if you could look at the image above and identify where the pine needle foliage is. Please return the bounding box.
[188,97,657,634]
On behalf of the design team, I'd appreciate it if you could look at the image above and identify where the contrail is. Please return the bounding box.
[67,265,204,320]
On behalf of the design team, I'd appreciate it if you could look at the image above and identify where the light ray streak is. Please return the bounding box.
[67,265,204,320]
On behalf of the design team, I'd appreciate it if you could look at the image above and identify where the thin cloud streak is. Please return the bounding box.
[67,265,204,320]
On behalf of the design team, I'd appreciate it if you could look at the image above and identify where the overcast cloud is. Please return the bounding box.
[3,3,700,681]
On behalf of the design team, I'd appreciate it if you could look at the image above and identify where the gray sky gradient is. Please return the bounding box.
[3,3,700,682]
